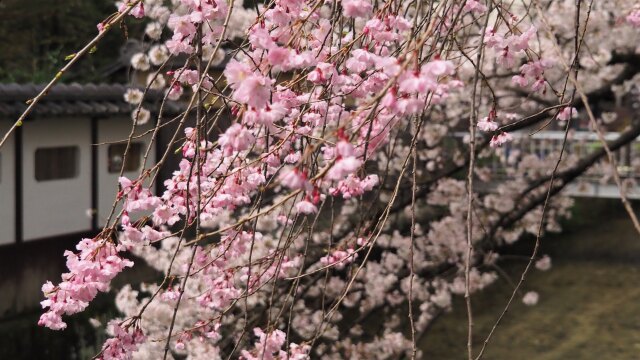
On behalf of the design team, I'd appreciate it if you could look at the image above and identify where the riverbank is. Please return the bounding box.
[421,199,640,359]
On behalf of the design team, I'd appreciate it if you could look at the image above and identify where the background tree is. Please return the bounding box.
[0,0,139,83]
[7,0,639,359]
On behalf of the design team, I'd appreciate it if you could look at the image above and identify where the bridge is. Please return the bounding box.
[460,131,640,200]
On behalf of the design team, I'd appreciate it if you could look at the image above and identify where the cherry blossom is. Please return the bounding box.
[32,0,640,358]
[522,291,540,306]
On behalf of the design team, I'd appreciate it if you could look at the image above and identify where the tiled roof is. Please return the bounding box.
[0,83,184,118]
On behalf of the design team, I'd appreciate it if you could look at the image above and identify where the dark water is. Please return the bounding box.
[421,199,640,359]
[0,295,115,359]
[0,239,157,360]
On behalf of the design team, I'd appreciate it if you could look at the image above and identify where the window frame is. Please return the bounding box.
[107,142,144,174]
[34,146,80,182]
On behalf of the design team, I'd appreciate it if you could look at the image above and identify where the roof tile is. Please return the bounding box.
[0,83,184,118]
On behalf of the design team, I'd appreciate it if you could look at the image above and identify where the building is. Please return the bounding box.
[0,83,182,245]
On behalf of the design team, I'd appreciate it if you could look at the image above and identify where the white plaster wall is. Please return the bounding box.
[0,120,15,245]
[97,118,155,227]
[22,118,92,241]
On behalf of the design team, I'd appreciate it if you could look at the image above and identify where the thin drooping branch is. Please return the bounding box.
[0,0,143,150]
[27,0,640,358]
[464,7,492,358]
[475,2,588,357]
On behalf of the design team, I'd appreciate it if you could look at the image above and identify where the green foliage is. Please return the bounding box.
[0,0,129,83]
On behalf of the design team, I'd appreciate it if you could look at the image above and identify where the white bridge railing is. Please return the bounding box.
[456,131,640,199]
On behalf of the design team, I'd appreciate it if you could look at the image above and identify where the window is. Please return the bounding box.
[108,143,143,173]
[35,146,79,181]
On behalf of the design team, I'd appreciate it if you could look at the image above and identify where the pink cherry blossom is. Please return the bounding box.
[218,124,255,155]
[295,200,318,214]
[478,117,499,132]
[558,107,578,121]
[342,0,373,18]
[490,132,514,148]
[627,9,640,27]
[535,255,552,271]
[522,291,539,306]
[279,168,311,191]
[464,0,487,14]
[98,321,145,360]
[32,0,637,357]
[39,239,133,330]
[320,248,358,270]
[307,62,337,84]
[231,74,272,109]
[327,156,362,181]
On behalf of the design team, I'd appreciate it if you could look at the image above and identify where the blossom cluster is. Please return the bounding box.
[39,239,133,330]
[35,0,640,358]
